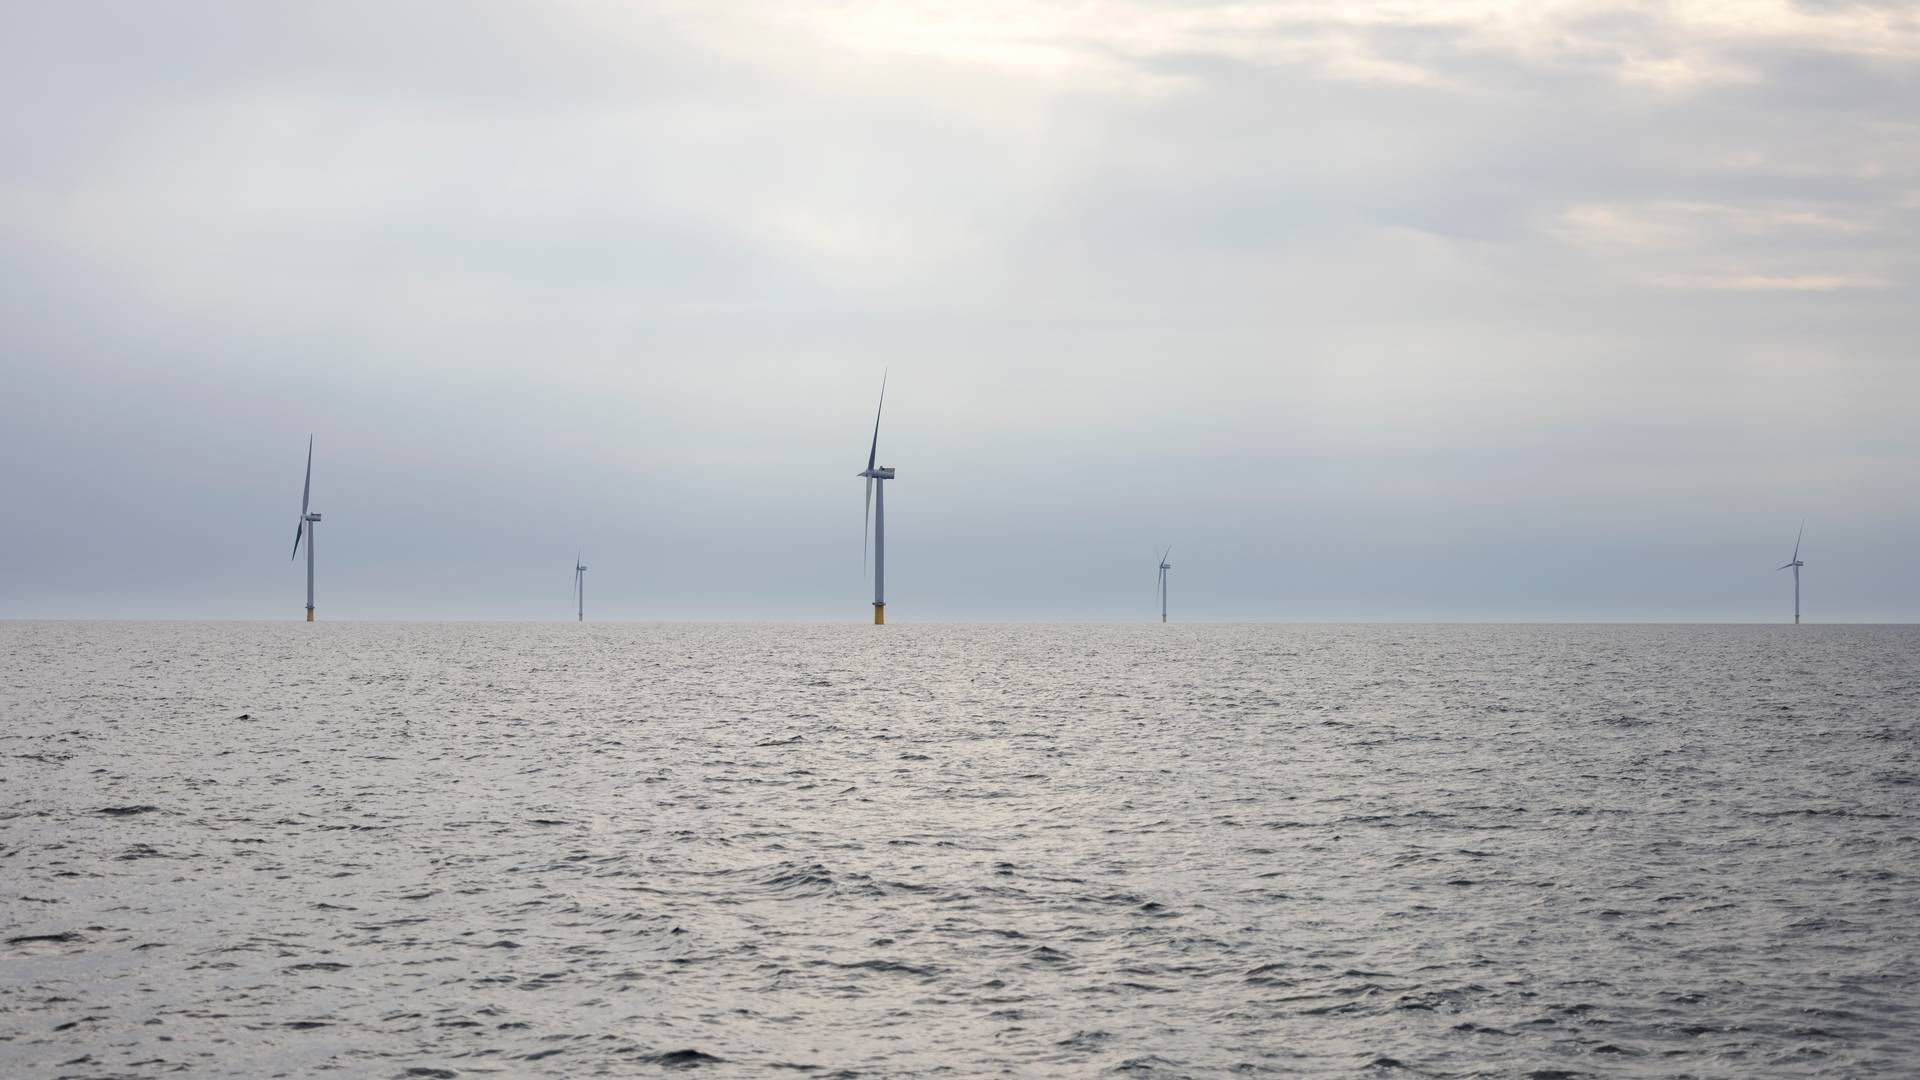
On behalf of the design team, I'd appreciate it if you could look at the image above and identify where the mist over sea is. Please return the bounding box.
[3,621,1916,1077]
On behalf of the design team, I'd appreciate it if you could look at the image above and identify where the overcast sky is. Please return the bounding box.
[2,1,1915,621]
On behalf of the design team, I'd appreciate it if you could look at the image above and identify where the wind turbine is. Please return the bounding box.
[573,553,587,622]
[1156,546,1172,623]
[1778,521,1805,625]
[290,435,322,621]
[856,372,896,625]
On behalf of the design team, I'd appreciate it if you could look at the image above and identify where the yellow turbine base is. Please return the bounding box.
[873,603,885,625]
[306,609,314,622]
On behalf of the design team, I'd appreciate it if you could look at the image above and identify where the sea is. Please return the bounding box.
[2,621,1916,1078]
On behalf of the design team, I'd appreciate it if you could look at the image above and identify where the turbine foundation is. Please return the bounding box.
[306,608,314,623]
[873,602,885,625]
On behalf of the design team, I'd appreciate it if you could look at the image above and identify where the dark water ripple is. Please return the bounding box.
[2,621,1917,1077]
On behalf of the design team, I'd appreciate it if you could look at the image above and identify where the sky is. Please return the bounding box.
[1,0,1915,621]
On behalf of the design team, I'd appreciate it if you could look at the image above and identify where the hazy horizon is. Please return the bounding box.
[4,2,1915,622]
[4,616,1914,627]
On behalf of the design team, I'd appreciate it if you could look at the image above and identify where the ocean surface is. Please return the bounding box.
[2,622,1916,1078]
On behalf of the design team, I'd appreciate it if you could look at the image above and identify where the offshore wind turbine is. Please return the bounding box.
[1156,546,1172,623]
[1779,522,1805,625]
[856,372,896,625]
[289,435,322,621]
[573,553,587,622]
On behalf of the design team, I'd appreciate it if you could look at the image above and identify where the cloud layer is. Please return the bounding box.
[2,1,1914,619]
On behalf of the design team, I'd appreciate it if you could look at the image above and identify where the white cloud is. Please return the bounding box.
[714,0,1920,95]
[1648,270,1893,290]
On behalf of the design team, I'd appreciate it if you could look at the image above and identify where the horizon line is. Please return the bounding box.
[3,616,1915,627]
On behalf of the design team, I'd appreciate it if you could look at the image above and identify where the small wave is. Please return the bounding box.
[1057,1029,1113,1049]
[814,958,943,977]
[1105,1055,1186,1075]
[7,931,85,946]
[643,1049,723,1068]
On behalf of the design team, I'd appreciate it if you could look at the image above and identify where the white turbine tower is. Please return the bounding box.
[1156,546,1172,623]
[573,553,587,622]
[856,373,896,625]
[1779,522,1805,625]
[290,435,322,622]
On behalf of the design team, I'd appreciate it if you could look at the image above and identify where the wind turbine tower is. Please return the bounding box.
[856,373,896,625]
[290,436,322,621]
[1157,546,1172,623]
[1779,522,1805,625]
[574,553,588,622]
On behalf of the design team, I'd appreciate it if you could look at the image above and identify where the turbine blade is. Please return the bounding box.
[1779,563,1795,570]
[291,434,313,559]
[863,476,874,571]
[1792,519,1803,562]
[866,370,887,473]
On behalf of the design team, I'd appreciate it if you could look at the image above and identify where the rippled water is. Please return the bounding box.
[2,622,1917,1077]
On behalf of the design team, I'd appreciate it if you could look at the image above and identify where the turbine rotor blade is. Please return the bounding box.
[291,434,313,559]
[858,370,887,573]
[1792,520,1803,562]
[866,370,887,473]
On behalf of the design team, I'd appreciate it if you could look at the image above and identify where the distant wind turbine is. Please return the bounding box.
[1778,522,1805,625]
[290,435,322,622]
[1156,546,1172,623]
[856,372,896,625]
[573,553,588,622]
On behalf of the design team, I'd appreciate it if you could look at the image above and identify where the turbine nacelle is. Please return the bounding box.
[858,467,897,479]
[306,513,323,523]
